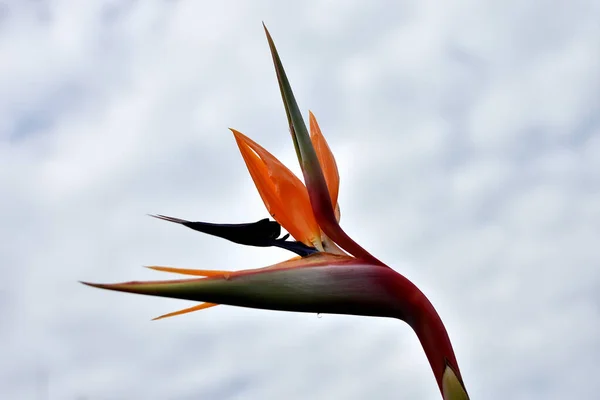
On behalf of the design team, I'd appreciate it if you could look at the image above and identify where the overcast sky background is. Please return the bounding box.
[1,1,599,399]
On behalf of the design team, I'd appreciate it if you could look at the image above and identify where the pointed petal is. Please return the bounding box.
[308,112,343,253]
[145,266,231,278]
[232,128,322,249]
[309,111,339,212]
[151,215,318,256]
[153,302,218,321]
[150,215,281,246]
[263,25,384,265]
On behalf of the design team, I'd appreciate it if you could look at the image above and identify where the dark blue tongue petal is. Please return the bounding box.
[150,214,318,257]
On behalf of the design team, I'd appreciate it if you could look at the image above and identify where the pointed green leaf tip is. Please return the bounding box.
[262,23,330,197]
[262,24,384,266]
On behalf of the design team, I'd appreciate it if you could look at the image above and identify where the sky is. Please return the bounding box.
[1,0,599,399]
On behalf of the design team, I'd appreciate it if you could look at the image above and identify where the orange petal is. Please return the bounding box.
[309,111,339,212]
[231,128,322,249]
[145,266,231,278]
[153,302,219,320]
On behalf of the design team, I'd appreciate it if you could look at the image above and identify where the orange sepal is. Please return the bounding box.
[231,128,322,249]
[152,302,218,321]
[145,266,231,278]
[309,111,339,213]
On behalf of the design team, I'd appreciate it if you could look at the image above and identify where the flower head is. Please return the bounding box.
[82,24,469,400]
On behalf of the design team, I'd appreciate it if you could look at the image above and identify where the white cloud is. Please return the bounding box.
[1,0,599,399]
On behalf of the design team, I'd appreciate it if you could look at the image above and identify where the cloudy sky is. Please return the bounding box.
[2,0,599,399]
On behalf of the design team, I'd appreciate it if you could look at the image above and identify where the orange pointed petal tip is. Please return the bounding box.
[145,266,231,278]
[309,111,340,220]
[231,128,323,250]
[153,302,218,321]
[147,261,223,319]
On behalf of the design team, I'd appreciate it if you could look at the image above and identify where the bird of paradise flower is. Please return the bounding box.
[83,25,470,400]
